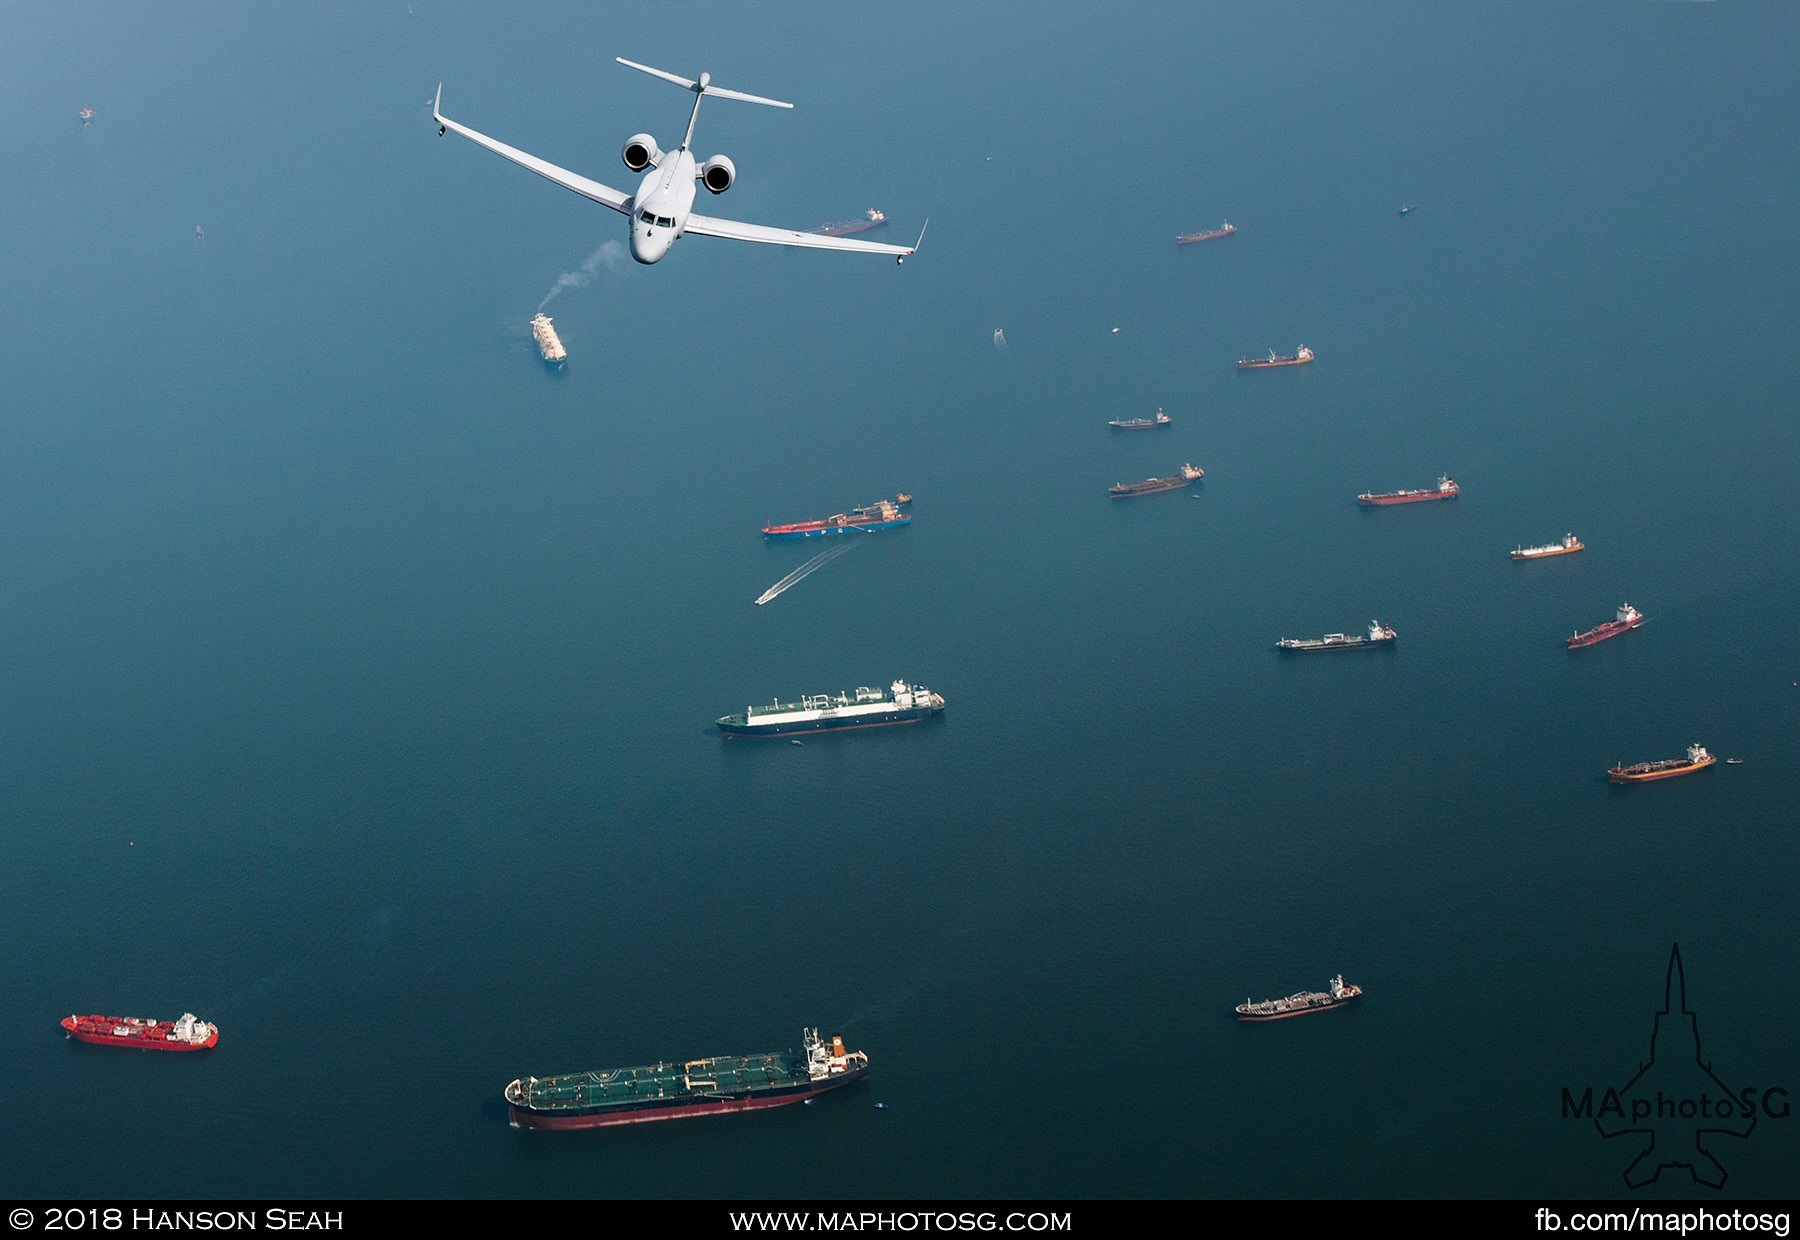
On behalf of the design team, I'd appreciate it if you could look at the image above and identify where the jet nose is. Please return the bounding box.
[630,226,666,265]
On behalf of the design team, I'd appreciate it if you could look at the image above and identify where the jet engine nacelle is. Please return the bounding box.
[622,134,662,172]
[699,154,736,194]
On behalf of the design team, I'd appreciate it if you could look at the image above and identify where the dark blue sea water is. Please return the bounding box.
[3,1,1796,1202]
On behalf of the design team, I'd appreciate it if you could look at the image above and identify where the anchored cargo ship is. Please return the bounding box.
[1609,744,1716,784]
[504,1028,868,1130]
[1109,408,1172,431]
[1358,475,1459,505]
[61,1012,217,1052]
[762,496,910,538]
[1568,603,1644,650]
[811,208,887,238]
[1277,620,1397,653]
[718,678,945,736]
[1237,345,1313,370]
[1237,975,1362,1022]
[530,313,567,368]
[1109,463,1203,497]
[1177,221,1236,245]
[1512,533,1584,560]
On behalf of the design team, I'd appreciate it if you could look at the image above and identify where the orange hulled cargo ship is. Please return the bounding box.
[61,1012,218,1052]
[1609,744,1716,784]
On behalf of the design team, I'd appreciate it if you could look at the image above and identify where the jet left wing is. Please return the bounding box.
[684,211,920,258]
[433,87,631,215]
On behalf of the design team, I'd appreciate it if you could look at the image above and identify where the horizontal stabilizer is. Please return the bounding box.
[616,57,793,109]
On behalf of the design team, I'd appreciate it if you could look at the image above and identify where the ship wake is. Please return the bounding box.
[755,540,859,606]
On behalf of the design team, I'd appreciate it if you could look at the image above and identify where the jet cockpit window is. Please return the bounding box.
[658,216,675,228]
[639,210,655,225]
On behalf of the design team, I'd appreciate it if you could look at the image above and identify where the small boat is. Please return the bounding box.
[789,740,804,747]
[1399,204,1414,216]
[1726,758,1744,765]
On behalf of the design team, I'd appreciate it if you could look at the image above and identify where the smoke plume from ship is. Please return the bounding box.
[538,239,626,312]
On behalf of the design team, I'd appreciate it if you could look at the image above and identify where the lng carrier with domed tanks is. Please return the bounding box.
[530,313,567,368]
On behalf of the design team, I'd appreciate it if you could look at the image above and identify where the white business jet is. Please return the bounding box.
[434,58,924,266]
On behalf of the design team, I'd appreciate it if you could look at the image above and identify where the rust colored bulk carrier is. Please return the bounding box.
[1568,603,1645,649]
[1358,475,1458,505]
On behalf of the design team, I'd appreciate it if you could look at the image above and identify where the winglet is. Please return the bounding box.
[433,83,443,120]
[898,218,928,263]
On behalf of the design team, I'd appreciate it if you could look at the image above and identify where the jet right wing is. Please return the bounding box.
[683,211,921,258]
[433,86,632,215]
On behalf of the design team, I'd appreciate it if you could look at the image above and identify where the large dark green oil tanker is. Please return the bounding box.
[504,1028,869,1130]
